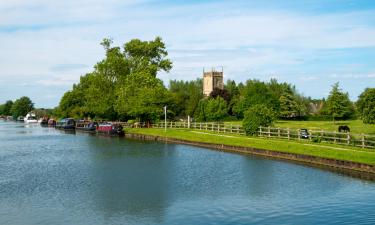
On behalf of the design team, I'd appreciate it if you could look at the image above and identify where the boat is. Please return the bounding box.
[48,119,56,127]
[17,116,25,122]
[96,122,124,136]
[40,117,49,127]
[75,120,98,133]
[24,112,38,123]
[55,118,76,130]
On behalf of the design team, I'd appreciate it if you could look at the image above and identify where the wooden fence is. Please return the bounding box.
[151,121,375,149]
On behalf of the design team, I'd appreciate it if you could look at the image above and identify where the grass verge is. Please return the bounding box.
[224,120,375,135]
[126,128,375,165]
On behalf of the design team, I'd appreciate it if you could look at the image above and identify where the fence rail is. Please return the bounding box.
[151,121,375,149]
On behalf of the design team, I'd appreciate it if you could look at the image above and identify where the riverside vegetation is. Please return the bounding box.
[1,37,375,165]
[0,37,374,129]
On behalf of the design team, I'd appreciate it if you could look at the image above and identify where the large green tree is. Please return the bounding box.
[57,37,172,122]
[357,88,375,124]
[325,83,354,123]
[243,104,276,135]
[11,97,34,118]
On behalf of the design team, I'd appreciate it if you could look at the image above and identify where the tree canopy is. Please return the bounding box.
[325,83,354,123]
[56,37,172,122]
[357,88,375,124]
[10,97,34,118]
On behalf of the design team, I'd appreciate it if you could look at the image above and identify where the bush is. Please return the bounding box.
[243,104,276,135]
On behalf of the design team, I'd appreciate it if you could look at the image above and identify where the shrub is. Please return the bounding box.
[243,104,276,135]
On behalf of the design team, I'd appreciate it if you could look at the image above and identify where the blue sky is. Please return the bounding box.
[0,0,374,108]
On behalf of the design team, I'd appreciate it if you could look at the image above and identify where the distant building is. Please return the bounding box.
[203,68,224,96]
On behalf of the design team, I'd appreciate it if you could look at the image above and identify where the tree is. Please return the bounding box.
[325,83,354,123]
[2,100,13,116]
[194,99,208,122]
[243,104,276,135]
[357,88,375,124]
[205,97,228,121]
[279,93,299,118]
[10,97,34,118]
[169,79,203,117]
[115,72,171,122]
[209,87,230,103]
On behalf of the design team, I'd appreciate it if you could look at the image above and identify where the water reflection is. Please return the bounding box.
[86,138,176,223]
[1,120,375,225]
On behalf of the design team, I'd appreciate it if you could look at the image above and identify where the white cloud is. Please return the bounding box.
[0,1,375,106]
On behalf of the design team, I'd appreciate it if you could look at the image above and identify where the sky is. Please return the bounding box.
[0,0,375,108]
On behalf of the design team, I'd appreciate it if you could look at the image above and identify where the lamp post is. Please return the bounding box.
[164,106,167,132]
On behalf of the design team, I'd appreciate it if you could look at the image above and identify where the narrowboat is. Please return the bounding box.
[76,121,98,133]
[96,122,124,136]
[55,118,76,130]
[48,119,56,127]
[40,117,49,127]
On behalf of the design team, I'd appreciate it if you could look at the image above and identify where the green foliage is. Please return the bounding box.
[325,83,355,122]
[10,97,34,118]
[231,79,305,119]
[357,88,375,124]
[279,93,299,118]
[205,97,228,121]
[0,100,13,116]
[194,97,228,122]
[115,72,171,122]
[169,79,203,117]
[243,104,276,135]
[195,99,208,122]
[57,37,172,121]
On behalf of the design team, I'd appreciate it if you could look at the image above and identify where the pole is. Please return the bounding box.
[164,106,167,132]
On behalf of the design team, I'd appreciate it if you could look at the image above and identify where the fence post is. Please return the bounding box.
[268,126,271,138]
[278,128,280,137]
[200,122,202,130]
[259,126,262,136]
[287,128,290,140]
[298,129,300,140]
[362,134,365,148]
[309,130,312,141]
[347,133,350,145]
[217,123,220,133]
[333,131,336,144]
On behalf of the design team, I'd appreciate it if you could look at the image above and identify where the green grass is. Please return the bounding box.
[126,128,375,165]
[225,120,375,135]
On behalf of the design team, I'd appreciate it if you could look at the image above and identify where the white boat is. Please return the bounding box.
[24,112,38,123]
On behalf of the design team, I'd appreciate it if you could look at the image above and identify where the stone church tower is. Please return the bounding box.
[203,68,224,96]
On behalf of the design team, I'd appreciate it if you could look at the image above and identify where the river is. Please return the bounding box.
[0,120,375,225]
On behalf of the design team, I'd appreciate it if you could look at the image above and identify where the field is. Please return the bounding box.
[225,120,375,135]
[126,128,375,165]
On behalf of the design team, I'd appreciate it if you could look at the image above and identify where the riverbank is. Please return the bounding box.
[125,128,375,174]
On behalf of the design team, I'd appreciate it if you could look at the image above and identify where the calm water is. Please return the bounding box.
[1,121,375,225]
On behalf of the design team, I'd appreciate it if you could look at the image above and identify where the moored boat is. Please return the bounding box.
[24,112,38,123]
[96,122,124,136]
[40,117,49,127]
[56,118,76,130]
[48,119,56,127]
[76,121,98,133]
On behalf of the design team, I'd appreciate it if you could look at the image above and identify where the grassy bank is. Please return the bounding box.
[126,128,375,165]
[225,120,375,135]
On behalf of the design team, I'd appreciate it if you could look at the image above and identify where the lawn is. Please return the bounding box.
[126,128,375,165]
[225,120,375,135]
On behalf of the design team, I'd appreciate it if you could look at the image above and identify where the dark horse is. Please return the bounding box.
[338,125,350,133]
